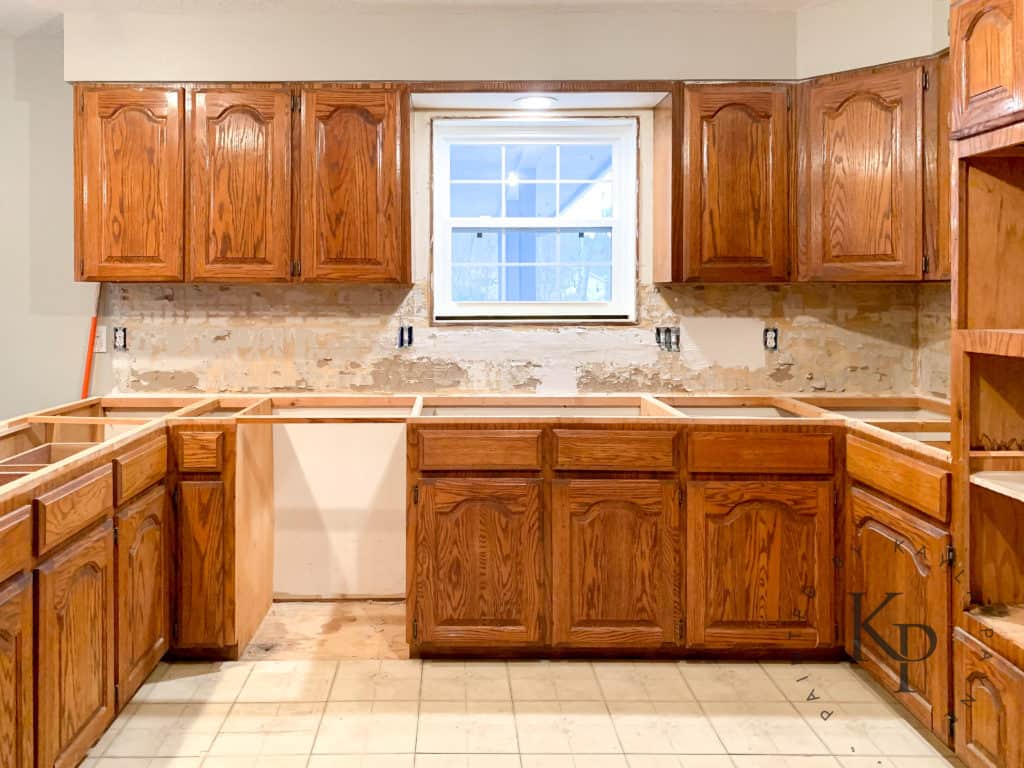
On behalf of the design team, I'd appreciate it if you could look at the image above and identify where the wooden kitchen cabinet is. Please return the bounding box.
[175,480,230,649]
[0,574,32,768]
[847,485,951,742]
[116,485,170,707]
[299,85,409,282]
[552,479,678,647]
[414,478,545,647]
[951,0,1024,138]
[36,522,116,768]
[187,86,294,281]
[75,86,185,281]
[686,480,834,649]
[681,84,791,282]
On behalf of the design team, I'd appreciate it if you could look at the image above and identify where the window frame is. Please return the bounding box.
[431,117,639,322]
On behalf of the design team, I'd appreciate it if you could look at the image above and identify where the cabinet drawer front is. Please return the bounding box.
[553,430,676,471]
[34,465,114,556]
[688,432,833,474]
[847,435,949,522]
[114,437,168,505]
[178,431,224,472]
[0,506,31,584]
[418,430,543,471]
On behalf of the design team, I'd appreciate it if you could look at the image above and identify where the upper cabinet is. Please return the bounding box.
[951,0,1024,138]
[681,84,791,282]
[75,86,185,281]
[299,86,409,282]
[187,86,293,282]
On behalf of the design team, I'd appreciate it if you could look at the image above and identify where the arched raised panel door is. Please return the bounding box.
[686,480,834,649]
[116,485,169,707]
[188,87,293,281]
[36,522,115,768]
[953,628,1024,768]
[76,86,184,281]
[846,486,950,742]
[682,85,790,282]
[552,479,678,647]
[0,573,32,768]
[801,67,923,281]
[416,478,545,646]
[299,86,409,282]
[951,0,1024,137]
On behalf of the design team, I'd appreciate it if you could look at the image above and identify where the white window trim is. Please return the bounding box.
[431,117,638,322]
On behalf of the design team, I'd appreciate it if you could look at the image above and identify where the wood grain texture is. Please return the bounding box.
[36,521,115,768]
[953,628,1024,768]
[971,483,1024,606]
[847,434,950,522]
[846,485,951,741]
[924,52,952,280]
[551,479,678,647]
[113,436,167,506]
[175,481,228,648]
[0,507,31,586]
[418,430,543,471]
[552,429,677,472]
[0,573,32,768]
[116,485,169,708]
[188,86,293,282]
[34,465,114,557]
[76,86,184,281]
[177,432,224,473]
[969,354,1024,451]
[687,431,833,474]
[682,84,790,282]
[299,85,409,282]
[686,480,833,649]
[416,478,545,647]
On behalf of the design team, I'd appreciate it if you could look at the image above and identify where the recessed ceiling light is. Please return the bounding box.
[515,95,558,109]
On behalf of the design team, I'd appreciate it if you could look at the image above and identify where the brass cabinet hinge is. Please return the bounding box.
[923,70,930,91]
[412,485,419,504]
[292,94,300,112]
[677,619,685,640]
[291,261,301,278]
[923,254,930,275]
[412,619,418,640]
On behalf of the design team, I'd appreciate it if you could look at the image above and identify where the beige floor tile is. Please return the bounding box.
[308,756,415,768]
[624,757,735,768]
[608,702,724,755]
[421,662,511,701]
[125,703,232,733]
[731,758,842,767]
[202,757,310,767]
[514,701,621,754]
[837,758,956,767]
[762,663,879,704]
[314,701,420,754]
[417,755,522,768]
[793,702,940,757]
[220,701,326,733]
[331,659,423,700]
[508,662,603,701]
[679,662,786,702]
[417,701,519,754]
[522,756,629,768]
[207,730,317,757]
[89,704,142,756]
[103,728,218,759]
[238,660,338,702]
[593,663,693,702]
[137,663,254,704]
[701,702,829,755]
[94,760,204,767]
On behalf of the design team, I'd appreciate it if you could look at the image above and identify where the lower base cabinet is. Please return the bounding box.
[953,628,1024,768]
[36,522,116,768]
[176,480,229,650]
[0,573,32,768]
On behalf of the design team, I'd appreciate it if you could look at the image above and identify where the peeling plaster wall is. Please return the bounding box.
[916,282,953,399]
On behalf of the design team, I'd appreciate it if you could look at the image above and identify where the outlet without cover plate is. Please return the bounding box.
[113,327,128,351]
[764,327,779,351]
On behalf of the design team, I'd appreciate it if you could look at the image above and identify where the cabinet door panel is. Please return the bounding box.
[299,87,408,282]
[37,522,115,768]
[0,574,32,768]
[683,85,790,282]
[847,485,950,742]
[802,67,923,281]
[175,481,229,649]
[687,480,833,648]
[416,478,545,646]
[117,485,170,707]
[77,86,184,281]
[188,87,293,281]
[552,479,678,647]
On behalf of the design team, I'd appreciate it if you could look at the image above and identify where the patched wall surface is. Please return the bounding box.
[916,282,952,398]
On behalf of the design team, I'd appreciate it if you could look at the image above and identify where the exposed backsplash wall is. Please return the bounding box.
[98,281,950,397]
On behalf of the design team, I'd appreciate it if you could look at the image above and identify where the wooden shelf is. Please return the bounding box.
[963,605,1024,670]
[957,329,1024,358]
[972,472,1024,504]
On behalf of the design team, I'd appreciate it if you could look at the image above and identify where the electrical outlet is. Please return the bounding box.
[94,325,107,354]
[655,327,680,352]
[764,327,780,352]
[113,327,128,351]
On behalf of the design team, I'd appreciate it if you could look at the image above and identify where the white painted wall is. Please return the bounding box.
[0,33,98,419]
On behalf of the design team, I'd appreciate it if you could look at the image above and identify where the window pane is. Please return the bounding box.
[559,229,612,264]
[452,265,500,301]
[506,144,556,180]
[560,265,612,302]
[504,266,560,301]
[561,144,613,180]
[451,183,502,217]
[452,229,500,264]
[506,183,556,217]
[559,182,613,217]
[504,230,557,265]
[450,145,501,180]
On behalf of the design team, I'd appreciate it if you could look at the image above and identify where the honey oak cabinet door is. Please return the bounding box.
[76,86,185,281]
[846,486,951,743]
[37,522,116,768]
[951,0,1024,137]
[686,481,834,649]
[175,481,230,650]
[552,479,679,648]
[682,84,790,282]
[299,86,409,282]
[116,485,170,707]
[415,478,545,647]
[800,66,924,281]
[0,574,32,768]
[187,87,294,282]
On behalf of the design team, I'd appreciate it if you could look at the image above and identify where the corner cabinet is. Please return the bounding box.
[0,574,32,768]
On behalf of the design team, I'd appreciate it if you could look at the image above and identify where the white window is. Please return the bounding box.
[432,118,638,322]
